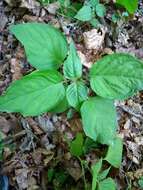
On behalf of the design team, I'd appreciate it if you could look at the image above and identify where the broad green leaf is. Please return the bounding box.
[90,53,143,100]
[74,5,92,21]
[70,133,84,157]
[80,97,117,145]
[92,159,102,190]
[66,81,88,109]
[50,96,69,113]
[90,0,99,7]
[95,4,106,17]
[63,40,82,80]
[98,167,111,181]
[98,178,116,190]
[10,23,68,70]
[105,137,123,168]
[0,70,65,116]
[116,0,138,14]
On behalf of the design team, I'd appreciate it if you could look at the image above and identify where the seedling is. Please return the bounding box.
[91,159,116,190]
[0,23,143,170]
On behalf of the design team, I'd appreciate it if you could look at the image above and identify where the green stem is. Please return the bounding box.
[78,157,87,190]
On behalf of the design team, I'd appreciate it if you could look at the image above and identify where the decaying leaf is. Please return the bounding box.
[15,168,29,189]
[46,2,60,15]
[83,27,106,51]
[11,58,22,81]
[77,51,92,68]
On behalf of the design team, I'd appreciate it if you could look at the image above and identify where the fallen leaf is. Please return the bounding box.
[77,51,92,68]
[46,2,60,15]
[15,168,29,190]
[11,58,22,81]
[83,27,106,50]
[0,116,11,134]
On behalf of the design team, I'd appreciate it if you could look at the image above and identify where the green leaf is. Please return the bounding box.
[74,5,93,21]
[0,70,65,116]
[48,168,55,182]
[83,137,98,154]
[105,137,123,168]
[55,171,68,185]
[98,167,111,181]
[59,0,71,8]
[90,53,143,100]
[10,23,68,70]
[116,0,138,14]
[66,81,88,110]
[138,177,143,188]
[63,40,82,80]
[39,0,50,5]
[50,96,69,113]
[95,4,106,17]
[80,97,117,145]
[97,178,116,190]
[90,0,99,7]
[90,18,100,28]
[70,133,84,157]
[92,159,102,190]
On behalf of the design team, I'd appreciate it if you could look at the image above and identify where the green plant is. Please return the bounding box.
[0,23,143,166]
[38,0,138,27]
[138,177,143,189]
[91,159,116,190]
[116,0,138,14]
[74,0,106,28]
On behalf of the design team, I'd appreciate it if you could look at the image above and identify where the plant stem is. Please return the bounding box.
[78,157,87,190]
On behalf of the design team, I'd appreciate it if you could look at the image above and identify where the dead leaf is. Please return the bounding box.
[83,27,106,51]
[66,159,82,181]
[15,168,29,189]
[77,51,92,68]
[0,11,8,31]
[134,137,143,146]
[37,116,55,134]
[20,0,40,9]
[41,135,55,150]
[0,116,11,134]
[127,141,140,164]
[11,58,22,81]
[46,2,60,15]
[27,118,43,135]
[28,177,39,190]
[43,151,54,165]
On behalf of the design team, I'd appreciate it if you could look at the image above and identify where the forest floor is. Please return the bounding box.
[0,0,143,189]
